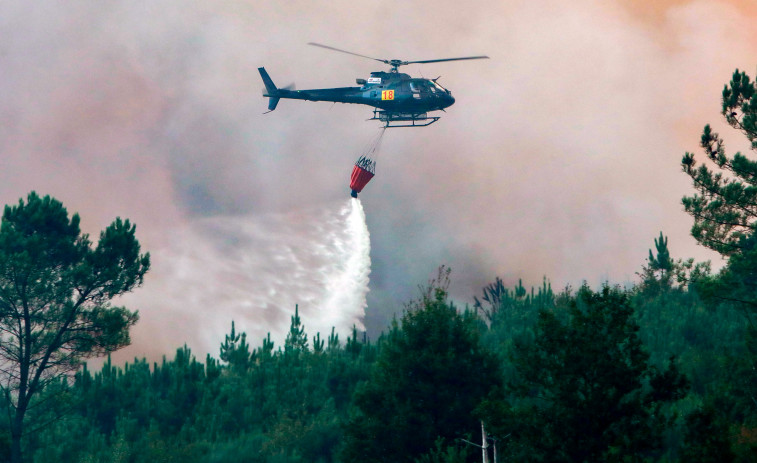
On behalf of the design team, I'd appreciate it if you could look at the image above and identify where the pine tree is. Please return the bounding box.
[284,305,308,353]
[327,327,339,352]
[682,69,757,256]
[475,277,554,325]
[679,72,757,431]
[649,232,672,276]
[639,231,675,294]
[344,325,362,357]
[219,321,251,373]
[312,332,324,354]
[258,332,274,359]
[0,192,149,463]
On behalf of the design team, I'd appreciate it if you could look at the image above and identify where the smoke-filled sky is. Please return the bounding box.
[2,0,756,362]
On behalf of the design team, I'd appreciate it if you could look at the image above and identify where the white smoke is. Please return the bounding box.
[117,198,371,361]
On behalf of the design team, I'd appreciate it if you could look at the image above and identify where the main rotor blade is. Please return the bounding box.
[308,42,388,65]
[406,56,490,65]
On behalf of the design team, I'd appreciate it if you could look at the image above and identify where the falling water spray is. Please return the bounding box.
[321,198,371,329]
[119,198,372,361]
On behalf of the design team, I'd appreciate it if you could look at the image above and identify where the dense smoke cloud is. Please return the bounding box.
[1,0,756,361]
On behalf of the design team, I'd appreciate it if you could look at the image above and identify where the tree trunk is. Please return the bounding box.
[10,408,25,463]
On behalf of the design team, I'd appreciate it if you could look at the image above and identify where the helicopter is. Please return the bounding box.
[258,43,488,127]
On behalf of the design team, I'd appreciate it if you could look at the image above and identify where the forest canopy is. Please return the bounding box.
[2,68,757,462]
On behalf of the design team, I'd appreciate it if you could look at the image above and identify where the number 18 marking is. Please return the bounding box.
[381,90,395,101]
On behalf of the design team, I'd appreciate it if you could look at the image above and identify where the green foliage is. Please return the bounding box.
[344,325,363,357]
[681,69,757,256]
[12,309,378,463]
[649,232,673,274]
[2,62,755,463]
[680,404,736,463]
[219,321,251,372]
[341,278,502,463]
[0,192,149,463]
[415,438,471,463]
[641,231,674,292]
[678,72,757,457]
[10,263,753,463]
[632,232,757,459]
[633,285,744,398]
[312,332,324,354]
[6,210,754,463]
[263,398,340,463]
[496,286,689,462]
[638,232,712,297]
[478,277,555,383]
[326,327,339,351]
[474,277,553,325]
[692,231,757,317]
[284,305,308,353]
[633,233,740,402]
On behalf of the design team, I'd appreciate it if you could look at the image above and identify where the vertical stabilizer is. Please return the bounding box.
[258,67,280,112]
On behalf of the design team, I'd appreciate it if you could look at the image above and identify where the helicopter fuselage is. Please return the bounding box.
[259,68,455,125]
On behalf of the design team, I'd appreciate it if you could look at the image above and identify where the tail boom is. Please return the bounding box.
[258,67,364,112]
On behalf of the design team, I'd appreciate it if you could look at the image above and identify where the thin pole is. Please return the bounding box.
[482,421,489,463]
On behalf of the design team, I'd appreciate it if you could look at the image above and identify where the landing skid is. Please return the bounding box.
[369,109,441,128]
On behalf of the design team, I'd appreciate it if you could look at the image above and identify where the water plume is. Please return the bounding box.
[118,198,371,361]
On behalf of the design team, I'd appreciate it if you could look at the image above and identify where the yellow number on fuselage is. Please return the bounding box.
[381,90,395,100]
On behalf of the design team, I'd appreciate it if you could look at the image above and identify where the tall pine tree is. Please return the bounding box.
[682,69,757,256]
[0,192,149,463]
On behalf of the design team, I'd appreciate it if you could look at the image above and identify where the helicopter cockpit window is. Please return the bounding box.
[409,82,420,93]
[413,81,435,93]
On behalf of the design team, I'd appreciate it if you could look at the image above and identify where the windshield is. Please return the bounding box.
[432,81,448,93]
[409,79,449,94]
